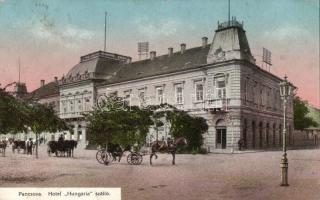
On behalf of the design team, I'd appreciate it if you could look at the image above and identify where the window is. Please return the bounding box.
[266,88,270,108]
[62,101,67,113]
[217,81,226,99]
[156,87,164,104]
[78,99,82,111]
[123,90,132,105]
[195,82,204,101]
[213,74,227,100]
[253,81,257,104]
[245,77,249,102]
[175,84,183,104]
[109,91,118,97]
[69,100,74,112]
[84,97,91,111]
[138,88,146,106]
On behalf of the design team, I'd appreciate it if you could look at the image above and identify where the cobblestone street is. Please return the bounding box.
[1,146,319,200]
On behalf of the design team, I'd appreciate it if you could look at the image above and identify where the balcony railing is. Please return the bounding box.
[217,18,243,30]
[59,72,97,85]
[80,51,131,63]
[205,98,230,111]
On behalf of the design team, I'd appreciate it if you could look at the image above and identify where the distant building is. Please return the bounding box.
[21,18,294,151]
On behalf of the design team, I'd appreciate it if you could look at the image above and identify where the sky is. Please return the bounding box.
[0,0,319,108]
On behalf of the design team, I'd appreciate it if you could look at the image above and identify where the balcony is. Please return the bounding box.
[59,111,88,119]
[205,98,230,112]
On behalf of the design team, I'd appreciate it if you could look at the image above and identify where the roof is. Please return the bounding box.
[24,81,59,101]
[103,45,211,84]
[66,51,131,78]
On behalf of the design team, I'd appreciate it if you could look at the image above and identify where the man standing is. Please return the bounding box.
[26,138,33,155]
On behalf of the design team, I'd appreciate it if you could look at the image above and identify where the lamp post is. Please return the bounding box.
[279,75,292,187]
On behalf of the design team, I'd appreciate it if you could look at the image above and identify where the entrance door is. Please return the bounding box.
[216,128,227,149]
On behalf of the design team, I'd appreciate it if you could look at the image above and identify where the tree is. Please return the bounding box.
[294,96,318,130]
[26,102,71,158]
[148,103,208,151]
[167,110,208,151]
[85,96,153,148]
[1,89,71,158]
[0,89,30,134]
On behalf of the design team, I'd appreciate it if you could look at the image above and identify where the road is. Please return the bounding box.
[0,145,319,200]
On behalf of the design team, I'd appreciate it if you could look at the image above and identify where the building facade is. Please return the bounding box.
[53,18,293,151]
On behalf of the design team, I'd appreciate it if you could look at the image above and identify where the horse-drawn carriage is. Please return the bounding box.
[47,140,77,157]
[96,143,143,165]
[96,137,187,166]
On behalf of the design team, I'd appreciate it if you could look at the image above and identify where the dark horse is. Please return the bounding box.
[0,140,7,157]
[47,140,78,157]
[12,140,26,153]
[150,137,187,165]
[107,143,131,162]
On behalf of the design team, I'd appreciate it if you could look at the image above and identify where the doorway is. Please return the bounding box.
[216,128,227,149]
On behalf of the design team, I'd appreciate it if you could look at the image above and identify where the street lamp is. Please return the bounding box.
[279,75,293,187]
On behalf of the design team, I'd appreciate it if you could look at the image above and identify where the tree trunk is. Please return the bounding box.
[36,132,39,159]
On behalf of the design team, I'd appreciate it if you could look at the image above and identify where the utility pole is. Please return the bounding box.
[104,11,107,51]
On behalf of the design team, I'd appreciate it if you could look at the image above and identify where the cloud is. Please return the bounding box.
[263,25,312,42]
[135,17,182,39]
[30,21,94,49]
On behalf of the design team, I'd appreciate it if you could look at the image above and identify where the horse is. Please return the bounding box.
[106,143,131,162]
[12,140,26,154]
[0,140,7,157]
[150,137,187,165]
[47,140,77,157]
[64,140,78,157]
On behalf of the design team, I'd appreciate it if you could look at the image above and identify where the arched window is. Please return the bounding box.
[78,124,82,141]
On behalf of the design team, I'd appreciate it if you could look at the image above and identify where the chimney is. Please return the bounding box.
[54,76,58,83]
[180,43,186,54]
[202,37,208,48]
[40,80,45,87]
[168,47,173,57]
[150,51,156,60]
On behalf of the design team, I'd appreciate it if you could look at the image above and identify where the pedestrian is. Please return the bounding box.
[238,138,244,151]
[26,138,33,155]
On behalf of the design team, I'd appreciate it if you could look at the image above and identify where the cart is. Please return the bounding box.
[96,148,143,165]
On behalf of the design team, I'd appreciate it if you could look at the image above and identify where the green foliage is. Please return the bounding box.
[85,96,153,148]
[86,97,208,151]
[294,96,318,130]
[167,110,208,151]
[0,88,70,135]
[0,89,29,134]
[27,103,70,134]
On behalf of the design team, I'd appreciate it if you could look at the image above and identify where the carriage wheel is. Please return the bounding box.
[127,153,133,165]
[127,153,143,165]
[96,149,109,164]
